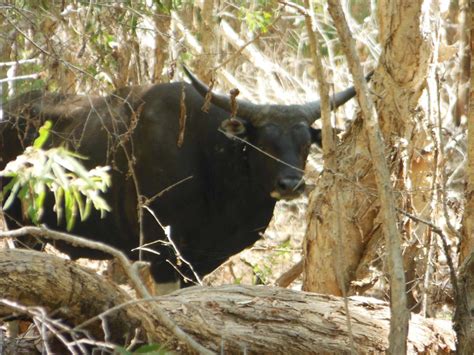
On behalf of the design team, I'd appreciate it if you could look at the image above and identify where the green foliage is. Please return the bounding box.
[33,120,52,148]
[239,7,273,33]
[1,122,111,231]
[252,263,272,284]
[274,239,291,257]
[250,239,293,285]
[116,343,171,355]
[154,0,173,15]
[14,78,45,96]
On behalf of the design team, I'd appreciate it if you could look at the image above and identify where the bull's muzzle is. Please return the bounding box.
[271,176,306,200]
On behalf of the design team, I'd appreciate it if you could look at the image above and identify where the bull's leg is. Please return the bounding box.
[106,258,181,295]
[153,280,181,295]
[149,258,181,295]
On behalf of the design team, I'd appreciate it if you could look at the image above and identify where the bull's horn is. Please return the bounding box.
[183,65,371,125]
[183,65,261,122]
[300,71,374,123]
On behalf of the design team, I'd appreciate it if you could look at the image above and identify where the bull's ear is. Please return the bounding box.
[310,127,322,146]
[221,118,247,137]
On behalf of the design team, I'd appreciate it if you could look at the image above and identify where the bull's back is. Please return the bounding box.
[0,89,140,256]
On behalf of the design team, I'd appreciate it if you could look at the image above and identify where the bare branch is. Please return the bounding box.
[300,1,355,353]
[0,227,213,354]
[275,259,303,287]
[326,1,409,353]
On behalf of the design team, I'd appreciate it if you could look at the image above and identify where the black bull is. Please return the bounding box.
[0,68,359,289]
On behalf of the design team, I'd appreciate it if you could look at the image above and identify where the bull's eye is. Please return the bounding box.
[221,118,247,137]
[291,123,311,147]
[261,124,282,140]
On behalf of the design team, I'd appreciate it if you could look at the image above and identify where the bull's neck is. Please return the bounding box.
[206,135,276,213]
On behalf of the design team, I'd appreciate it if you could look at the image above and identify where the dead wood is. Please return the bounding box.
[275,259,303,288]
[0,226,213,354]
[0,330,40,355]
[0,248,141,344]
[0,249,455,354]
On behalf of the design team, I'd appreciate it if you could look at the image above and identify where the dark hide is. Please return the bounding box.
[0,76,358,286]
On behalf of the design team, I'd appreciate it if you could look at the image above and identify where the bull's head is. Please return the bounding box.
[183,66,360,200]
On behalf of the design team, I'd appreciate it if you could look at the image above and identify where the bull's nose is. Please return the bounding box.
[271,177,305,200]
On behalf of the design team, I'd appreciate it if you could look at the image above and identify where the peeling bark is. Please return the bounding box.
[303,0,432,298]
[455,1,473,352]
[0,249,455,354]
[194,0,216,82]
[304,2,433,352]
[153,2,172,83]
[0,249,141,344]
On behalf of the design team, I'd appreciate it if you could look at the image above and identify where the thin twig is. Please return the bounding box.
[0,73,39,84]
[396,208,459,299]
[300,1,355,353]
[0,299,101,354]
[217,128,304,173]
[213,11,284,71]
[275,259,303,287]
[3,14,92,79]
[326,1,409,353]
[0,58,40,67]
[145,175,194,206]
[0,227,213,354]
[142,205,202,285]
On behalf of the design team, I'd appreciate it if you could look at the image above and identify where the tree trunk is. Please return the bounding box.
[0,249,455,354]
[303,0,432,302]
[153,2,172,83]
[0,249,142,344]
[193,0,216,82]
[454,0,470,126]
[455,1,473,352]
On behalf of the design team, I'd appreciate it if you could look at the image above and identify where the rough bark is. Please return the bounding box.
[153,2,172,83]
[454,0,470,126]
[193,0,216,82]
[0,249,455,354]
[455,1,473,352]
[0,249,142,344]
[303,0,431,300]
[275,259,303,287]
[455,252,474,353]
[329,1,435,352]
[460,0,474,265]
[0,226,213,355]
[302,0,343,296]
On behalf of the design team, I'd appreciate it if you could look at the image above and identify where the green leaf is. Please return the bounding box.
[54,186,64,224]
[134,343,169,354]
[72,187,86,221]
[51,163,70,189]
[34,182,46,222]
[66,203,77,231]
[1,143,110,229]
[63,149,88,160]
[17,183,30,201]
[83,198,92,221]
[114,346,132,355]
[2,179,21,210]
[33,121,52,148]
[91,195,111,214]
[64,189,75,230]
[56,153,91,183]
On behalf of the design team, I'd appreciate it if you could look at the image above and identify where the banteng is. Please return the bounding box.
[0,67,361,293]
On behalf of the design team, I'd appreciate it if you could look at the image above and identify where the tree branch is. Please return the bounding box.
[0,249,455,354]
[326,1,409,353]
[0,227,213,355]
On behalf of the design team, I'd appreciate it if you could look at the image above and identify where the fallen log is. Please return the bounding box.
[0,249,455,354]
[0,248,142,345]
